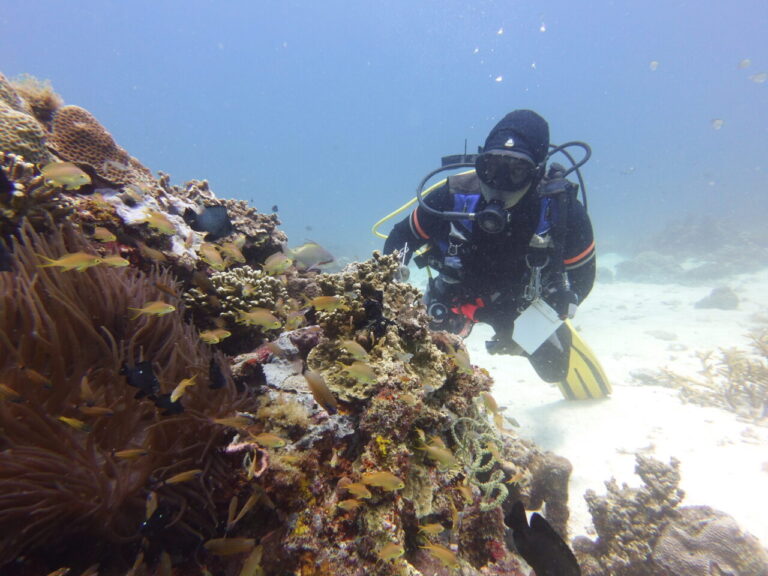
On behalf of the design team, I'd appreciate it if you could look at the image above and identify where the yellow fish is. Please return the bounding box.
[140,210,176,235]
[146,491,158,519]
[114,448,149,459]
[304,370,338,415]
[228,490,260,529]
[38,251,102,272]
[0,383,23,402]
[100,255,130,267]
[417,444,459,469]
[237,308,281,329]
[251,432,286,448]
[170,376,197,402]
[420,543,458,568]
[137,241,168,262]
[199,242,226,270]
[344,482,372,499]
[165,469,202,484]
[337,498,363,511]
[446,342,472,375]
[378,542,404,562]
[199,328,232,344]
[58,416,91,432]
[323,296,352,311]
[307,295,348,311]
[479,391,500,414]
[219,241,245,263]
[128,300,176,320]
[203,537,255,556]
[78,406,114,416]
[340,340,369,360]
[289,241,334,271]
[360,470,404,491]
[339,361,377,385]
[262,251,293,275]
[40,161,91,190]
[91,226,116,243]
[418,523,445,536]
[213,415,257,429]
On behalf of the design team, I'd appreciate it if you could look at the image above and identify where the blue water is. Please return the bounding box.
[2,0,767,261]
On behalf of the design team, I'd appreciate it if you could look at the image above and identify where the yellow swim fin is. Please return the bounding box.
[556,320,612,400]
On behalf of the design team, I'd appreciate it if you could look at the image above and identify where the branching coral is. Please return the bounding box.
[642,330,768,422]
[1,152,75,237]
[0,221,259,571]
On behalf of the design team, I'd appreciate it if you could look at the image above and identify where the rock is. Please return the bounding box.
[615,252,684,283]
[652,506,768,576]
[694,286,739,310]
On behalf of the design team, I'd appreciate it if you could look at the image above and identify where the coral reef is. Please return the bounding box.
[0,74,582,576]
[620,215,768,284]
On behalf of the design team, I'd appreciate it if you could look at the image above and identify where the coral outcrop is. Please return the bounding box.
[575,455,768,576]
[0,72,600,576]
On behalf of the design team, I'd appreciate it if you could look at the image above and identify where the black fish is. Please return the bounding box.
[183,205,233,240]
[209,357,227,389]
[0,240,12,272]
[154,393,184,415]
[271,204,278,213]
[0,168,12,197]
[506,501,581,576]
[121,361,161,399]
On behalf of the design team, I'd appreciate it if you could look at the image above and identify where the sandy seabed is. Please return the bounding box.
[413,260,768,546]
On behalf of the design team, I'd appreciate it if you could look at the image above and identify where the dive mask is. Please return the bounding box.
[475,151,537,192]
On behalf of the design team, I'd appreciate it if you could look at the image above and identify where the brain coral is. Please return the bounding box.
[0,73,53,164]
[47,105,155,188]
[0,101,53,164]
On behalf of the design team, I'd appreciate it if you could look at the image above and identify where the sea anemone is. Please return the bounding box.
[0,221,257,571]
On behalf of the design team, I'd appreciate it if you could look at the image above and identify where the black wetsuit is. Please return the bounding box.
[384,170,596,380]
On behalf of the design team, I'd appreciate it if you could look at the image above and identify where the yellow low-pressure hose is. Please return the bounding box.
[370,178,449,239]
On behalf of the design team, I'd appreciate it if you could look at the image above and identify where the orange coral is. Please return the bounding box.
[47,105,155,188]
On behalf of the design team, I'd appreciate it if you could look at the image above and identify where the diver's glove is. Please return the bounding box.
[546,287,579,320]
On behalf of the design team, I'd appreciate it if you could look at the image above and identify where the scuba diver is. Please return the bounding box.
[380,109,610,400]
